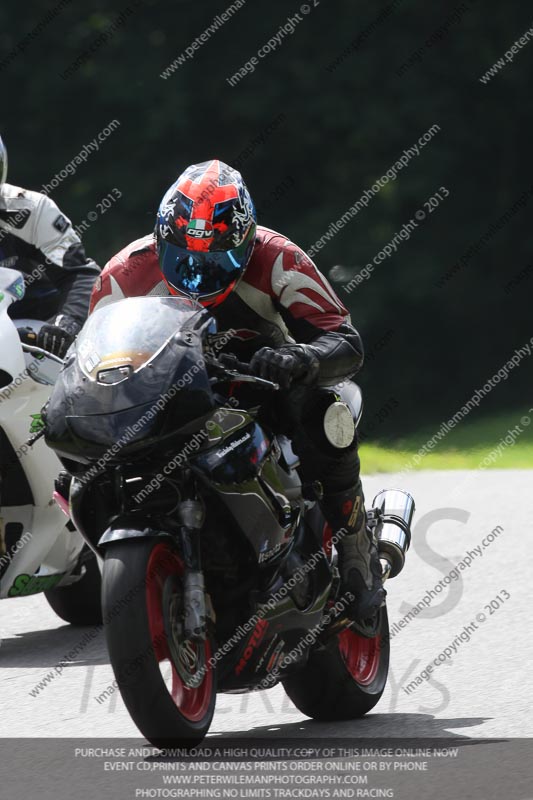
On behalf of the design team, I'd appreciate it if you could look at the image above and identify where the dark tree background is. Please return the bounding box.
[1,0,531,434]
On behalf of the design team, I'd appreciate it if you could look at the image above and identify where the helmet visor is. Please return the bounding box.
[159,238,251,298]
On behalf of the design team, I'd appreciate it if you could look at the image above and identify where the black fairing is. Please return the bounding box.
[43,295,339,695]
[191,420,269,484]
[44,297,216,462]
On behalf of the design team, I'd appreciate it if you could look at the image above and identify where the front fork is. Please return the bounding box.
[177,498,208,642]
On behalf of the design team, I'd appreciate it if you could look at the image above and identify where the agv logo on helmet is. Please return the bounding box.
[186,219,214,239]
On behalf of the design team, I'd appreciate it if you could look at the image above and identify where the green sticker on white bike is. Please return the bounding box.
[8,573,63,597]
[29,413,44,434]
[7,275,25,300]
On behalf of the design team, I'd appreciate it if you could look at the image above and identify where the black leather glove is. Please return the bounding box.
[38,314,80,359]
[250,345,319,389]
[37,324,74,359]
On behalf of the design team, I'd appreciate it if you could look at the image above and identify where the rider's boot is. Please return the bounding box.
[320,480,385,621]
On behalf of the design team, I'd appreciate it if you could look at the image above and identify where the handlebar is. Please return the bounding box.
[217,353,253,374]
[209,353,279,390]
[17,327,65,365]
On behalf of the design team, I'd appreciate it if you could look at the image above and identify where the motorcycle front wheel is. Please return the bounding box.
[102,539,216,748]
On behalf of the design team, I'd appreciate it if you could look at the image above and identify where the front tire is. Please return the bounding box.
[282,607,390,720]
[44,550,102,626]
[102,539,216,748]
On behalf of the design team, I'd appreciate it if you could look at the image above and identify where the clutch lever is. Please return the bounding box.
[21,342,65,365]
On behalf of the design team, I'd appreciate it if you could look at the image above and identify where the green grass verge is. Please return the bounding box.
[360,408,533,472]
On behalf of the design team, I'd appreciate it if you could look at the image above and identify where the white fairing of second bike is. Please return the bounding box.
[0,505,85,597]
[0,269,85,598]
[0,273,27,383]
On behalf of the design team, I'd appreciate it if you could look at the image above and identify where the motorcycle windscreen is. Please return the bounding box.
[76,295,203,380]
[45,296,216,454]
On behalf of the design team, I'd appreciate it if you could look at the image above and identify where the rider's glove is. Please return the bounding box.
[37,316,79,359]
[250,345,319,389]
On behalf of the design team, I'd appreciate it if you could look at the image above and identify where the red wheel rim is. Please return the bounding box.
[323,523,333,561]
[337,628,381,686]
[145,543,213,722]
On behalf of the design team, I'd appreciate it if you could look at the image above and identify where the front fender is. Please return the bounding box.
[98,514,174,547]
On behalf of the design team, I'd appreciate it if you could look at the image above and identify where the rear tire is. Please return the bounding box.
[44,551,102,626]
[282,607,390,720]
[102,539,216,748]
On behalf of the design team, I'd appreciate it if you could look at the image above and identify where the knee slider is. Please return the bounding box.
[302,388,356,452]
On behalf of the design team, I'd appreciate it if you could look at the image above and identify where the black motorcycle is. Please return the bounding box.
[43,295,415,747]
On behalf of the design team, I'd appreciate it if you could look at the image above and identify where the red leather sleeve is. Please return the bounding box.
[267,239,349,335]
[89,235,162,313]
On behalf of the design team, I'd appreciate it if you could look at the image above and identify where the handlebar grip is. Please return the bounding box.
[17,326,38,345]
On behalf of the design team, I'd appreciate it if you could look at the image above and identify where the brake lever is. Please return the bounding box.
[206,355,279,390]
[21,342,65,365]
[222,370,279,389]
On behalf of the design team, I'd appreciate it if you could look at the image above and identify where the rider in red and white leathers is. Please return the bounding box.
[90,159,384,621]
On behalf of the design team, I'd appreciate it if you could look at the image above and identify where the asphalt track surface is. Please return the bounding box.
[0,469,531,799]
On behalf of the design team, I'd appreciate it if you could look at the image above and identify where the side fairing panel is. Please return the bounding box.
[191,414,297,565]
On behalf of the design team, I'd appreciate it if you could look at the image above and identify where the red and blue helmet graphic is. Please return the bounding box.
[156,159,257,304]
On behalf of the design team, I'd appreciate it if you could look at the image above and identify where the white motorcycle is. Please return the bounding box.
[0,267,101,624]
